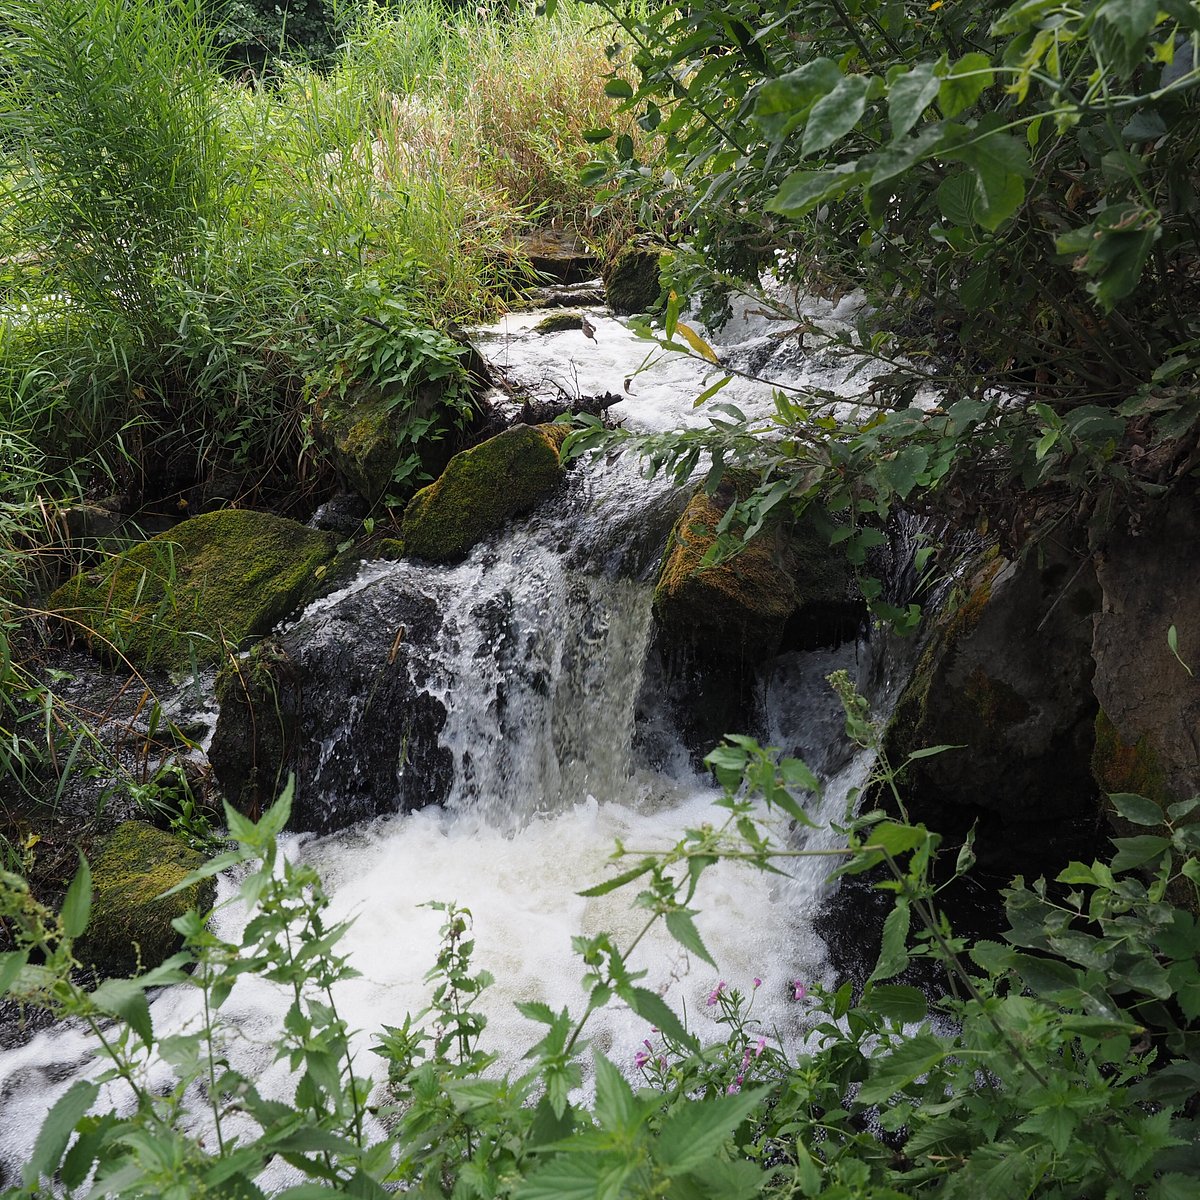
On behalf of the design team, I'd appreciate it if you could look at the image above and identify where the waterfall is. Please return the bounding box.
[0,284,922,1186]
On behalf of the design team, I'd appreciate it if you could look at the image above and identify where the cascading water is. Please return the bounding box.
[0,284,923,1186]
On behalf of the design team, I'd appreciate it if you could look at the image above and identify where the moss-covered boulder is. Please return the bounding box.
[77,822,214,978]
[48,510,338,670]
[401,423,570,563]
[603,243,663,315]
[652,479,860,666]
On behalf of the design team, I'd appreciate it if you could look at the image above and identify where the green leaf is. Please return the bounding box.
[515,1154,613,1200]
[888,64,940,138]
[754,59,843,141]
[592,1052,637,1134]
[23,1079,99,1189]
[870,898,911,983]
[92,977,154,1044]
[876,445,929,499]
[803,74,871,157]
[653,1088,766,1175]
[858,1033,949,1105]
[665,909,717,968]
[604,79,633,100]
[61,854,92,940]
[0,950,28,996]
[515,1000,558,1026]
[1108,792,1164,826]
[937,171,979,227]
[865,984,928,1023]
[938,52,993,117]
[578,859,655,898]
[626,987,698,1051]
[768,164,870,218]
[1110,835,1171,872]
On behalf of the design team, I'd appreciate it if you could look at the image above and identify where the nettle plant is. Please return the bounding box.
[1,678,1199,1197]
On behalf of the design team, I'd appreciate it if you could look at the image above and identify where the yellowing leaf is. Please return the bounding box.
[674,321,720,364]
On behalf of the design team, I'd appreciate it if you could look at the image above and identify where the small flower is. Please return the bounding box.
[727,1079,741,1095]
[643,1038,653,1051]
[792,979,807,1001]
[752,977,762,989]
[635,1050,651,1069]
[754,1037,766,1059]
[658,1057,667,1070]
[706,981,726,1007]
[741,1045,753,1069]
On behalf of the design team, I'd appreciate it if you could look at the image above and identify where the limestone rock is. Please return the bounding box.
[401,423,569,563]
[48,510,338,670]
[76,821,214,978]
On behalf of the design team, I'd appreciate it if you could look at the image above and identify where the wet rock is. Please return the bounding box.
[76,821,214,978]
[533,311,588,335]
[885,535,1103,870]
[1091,484,1200,816]
[309,491,371,535]
[652,479,861,668]
[209,577,454,832]
[401,423,570,563]
[47,510,338,670]
[603,242,663,315]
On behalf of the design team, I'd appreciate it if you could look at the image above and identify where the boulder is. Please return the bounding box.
[317,380,462,505]
[401,423,570,563]
[48,510,338,670]
[1091,485,1200,814]
[76,821,214,978]
[652,480,861,667]
[884,535,1103,870]
[603,243,663,315]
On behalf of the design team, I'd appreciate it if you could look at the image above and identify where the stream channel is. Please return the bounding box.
[0,283,930,1184]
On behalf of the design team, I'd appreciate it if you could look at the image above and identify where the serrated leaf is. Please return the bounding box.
[626,987,697,1051]
[0,950,28,996]
[578,859,654,898]
[23,1079,99,1189]
[665,909,716,968]
[938,52,993,117]
[62,855,92,940]
[92,977,154,1044]
[515,1000,558,1026]
[865,984,928,1023]
[858,1033,948,1105]
[514,1154,614,1200]
[1110,835,1171,872]
[653,1088,766,1175]
[870,899,910,983]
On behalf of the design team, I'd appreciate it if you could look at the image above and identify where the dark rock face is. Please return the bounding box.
[210,577,454,834]
[1091,484,1200,813]
[885,535,1104,872]
[603,244,662,315]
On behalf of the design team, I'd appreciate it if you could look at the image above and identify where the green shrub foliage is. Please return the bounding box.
[2,680,1199,1197]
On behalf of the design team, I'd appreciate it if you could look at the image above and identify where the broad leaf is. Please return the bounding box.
[653,1088,766,1175]
[23,1079,99,1189]
[888,64,940,138]
[62,854,92,940]
[803,74,871,157]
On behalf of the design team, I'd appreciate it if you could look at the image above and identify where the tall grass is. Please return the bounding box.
[0,0,632,521]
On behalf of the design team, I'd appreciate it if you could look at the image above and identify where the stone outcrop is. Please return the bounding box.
[602,242,663,315]
[401,423,570,563]
[76,821,214,978]
[884,536,1103,870]
[1091,484,1200,817]
[48,510,338,671]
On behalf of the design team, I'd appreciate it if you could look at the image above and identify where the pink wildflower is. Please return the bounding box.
[792,979,807,1001]
[706,981,726,1007]
[635,1050,651,1069]
[752,977,762,989]
[755,1037,766,1059]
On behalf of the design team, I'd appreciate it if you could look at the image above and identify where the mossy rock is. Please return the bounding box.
[652,479,859,665]
[401,423,570,563]
[603,243,663,315]
[77,822,214,978]
[48,510,338,671]
[533,311,586,335]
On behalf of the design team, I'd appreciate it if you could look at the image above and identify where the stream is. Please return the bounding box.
[0,282,922,1185]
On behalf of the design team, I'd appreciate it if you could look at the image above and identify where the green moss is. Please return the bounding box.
[77,821,213,978]
[603,243,663,315]
[48,510,337,670]
[534,311,586,334]
[373,537,407,560]
[401,424,569,563]
[1092,709,1165,801]
[964,666,1030,729]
